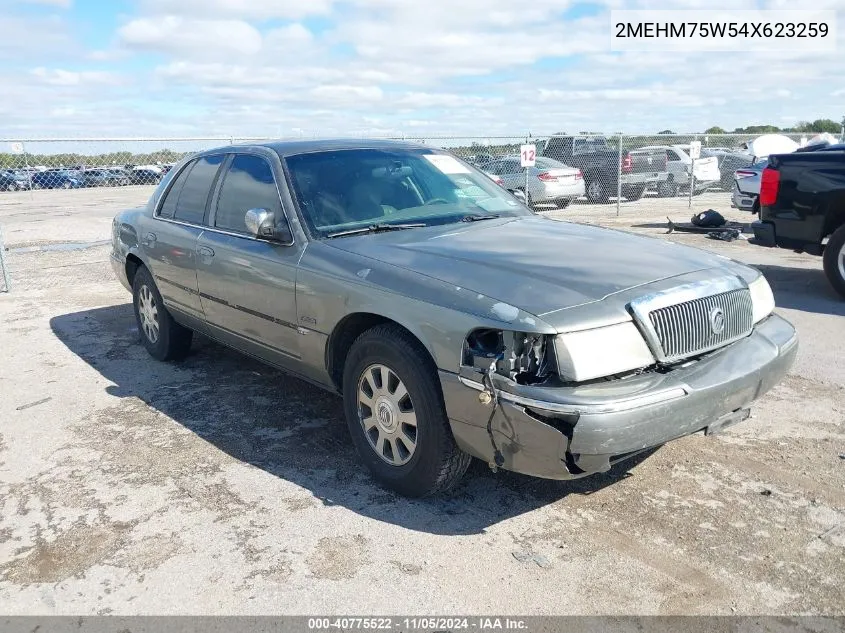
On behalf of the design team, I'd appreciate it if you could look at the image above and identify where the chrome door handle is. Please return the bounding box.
[197,246,215,257]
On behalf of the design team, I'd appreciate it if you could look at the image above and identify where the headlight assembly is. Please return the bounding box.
[748,274,775,324]
[554,322,655,382]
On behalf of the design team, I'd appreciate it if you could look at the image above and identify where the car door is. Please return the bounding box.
[144,154,226,323]
[195,150,303,369]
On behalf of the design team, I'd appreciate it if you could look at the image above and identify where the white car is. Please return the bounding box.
[639,144,721,197]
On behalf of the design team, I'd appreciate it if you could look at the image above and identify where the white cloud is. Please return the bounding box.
[118,16,263,57]
[31,67,122,86]
[22,0,72,7]
[138,0,332,20]
[1,0,843,138]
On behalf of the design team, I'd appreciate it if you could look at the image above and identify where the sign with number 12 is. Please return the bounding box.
[520,144,536,167]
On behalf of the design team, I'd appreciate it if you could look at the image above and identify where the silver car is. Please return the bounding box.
[110,139,797,497]
[485,156,584,208]
[731,159,768,213]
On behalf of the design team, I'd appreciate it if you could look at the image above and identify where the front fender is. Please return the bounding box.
[296,242,555,372]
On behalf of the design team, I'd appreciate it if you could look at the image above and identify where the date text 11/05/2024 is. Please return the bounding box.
[307,617,529,630]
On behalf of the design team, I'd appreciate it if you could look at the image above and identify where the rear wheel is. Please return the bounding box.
[586,179,608,204]
[5,182,16,192]
[622,185,646,201]
[132,266,193,361]
[822,225,845,300]
[61,181,71,189]
[657,178,679,198]
[342,324,471,497]
[556,199,571,209]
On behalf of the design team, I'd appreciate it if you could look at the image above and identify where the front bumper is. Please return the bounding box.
[441,313,797,480]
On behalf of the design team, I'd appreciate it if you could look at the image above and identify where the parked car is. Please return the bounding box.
[731,159,768,213]
[639,145,720,197]
[701,149,755,190]
[30,169,83,189]
[541,135,666,203]
[111,139,796,497]
[484,156,584,208]
[0,169,31,191]
[128,168,163,185]
[752,145,845,298]
[81,169,131,187]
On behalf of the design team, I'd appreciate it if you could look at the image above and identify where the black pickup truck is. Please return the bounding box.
[541,134,667,203]
[752,144,845,298]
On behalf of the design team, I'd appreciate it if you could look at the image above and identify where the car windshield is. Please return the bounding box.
[285,148,530,238]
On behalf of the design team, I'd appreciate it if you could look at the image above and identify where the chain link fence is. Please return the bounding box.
[0,131,836,292]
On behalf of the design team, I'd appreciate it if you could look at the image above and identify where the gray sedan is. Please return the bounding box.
[111,139,797,497]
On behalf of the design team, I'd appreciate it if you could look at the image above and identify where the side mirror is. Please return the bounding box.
[244,208,293,244]
[245,208,275,238]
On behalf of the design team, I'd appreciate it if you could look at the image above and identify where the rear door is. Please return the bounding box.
[195,150,304,368]
[145,154,225,322]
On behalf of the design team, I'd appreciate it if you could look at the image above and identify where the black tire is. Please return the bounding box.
[342,324,471,497]
[657,178,679,198]
[586,178,608,204]
[5,183,16,192]
[556,199,571,209]
[131,266,193,361]
[622,185,646,201]
[822,224,845,300]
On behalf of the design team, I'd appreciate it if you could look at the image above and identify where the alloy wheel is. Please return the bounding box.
[138,284,160,344]
[357,363,418,466]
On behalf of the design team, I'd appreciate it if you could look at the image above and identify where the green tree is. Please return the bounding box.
[733,125,781,134]
[704,126,726,134]
[807,119,840,134]
[657,129,675,135]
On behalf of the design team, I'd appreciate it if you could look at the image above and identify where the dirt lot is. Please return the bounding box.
[0,186,843,615]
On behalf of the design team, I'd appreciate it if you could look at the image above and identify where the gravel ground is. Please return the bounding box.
[0,186,843,615]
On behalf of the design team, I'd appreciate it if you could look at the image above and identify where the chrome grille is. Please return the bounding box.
[647,289,753,361]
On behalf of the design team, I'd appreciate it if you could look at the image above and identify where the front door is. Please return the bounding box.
[195,152,303,369]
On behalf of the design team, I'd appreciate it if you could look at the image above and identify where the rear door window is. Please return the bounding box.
[173,154,225,225]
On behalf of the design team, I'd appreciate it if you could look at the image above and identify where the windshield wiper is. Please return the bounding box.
[461,213,501,223]
[326,222,426,239]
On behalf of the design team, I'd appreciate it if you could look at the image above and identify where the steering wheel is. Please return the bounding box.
[425,198,451,206]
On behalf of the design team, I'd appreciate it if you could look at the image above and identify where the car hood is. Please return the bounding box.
[325,216,736,319]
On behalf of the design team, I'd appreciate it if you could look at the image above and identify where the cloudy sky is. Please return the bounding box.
[0,0,842,140]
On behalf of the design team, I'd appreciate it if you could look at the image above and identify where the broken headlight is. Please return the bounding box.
[464,329,556,385]
[553,322,655,382]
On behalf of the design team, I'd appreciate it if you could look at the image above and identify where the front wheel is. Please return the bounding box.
[822,225,845,300]
[342,324,471,497]
[132,266,193,361]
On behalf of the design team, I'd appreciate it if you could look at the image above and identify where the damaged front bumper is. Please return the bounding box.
[441,313,797,480]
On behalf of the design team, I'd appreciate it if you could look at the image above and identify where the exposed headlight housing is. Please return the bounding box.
[749,274,775,324]
[554,322,655,382]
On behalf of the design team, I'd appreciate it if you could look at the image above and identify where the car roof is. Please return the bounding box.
[193,138,433,160]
